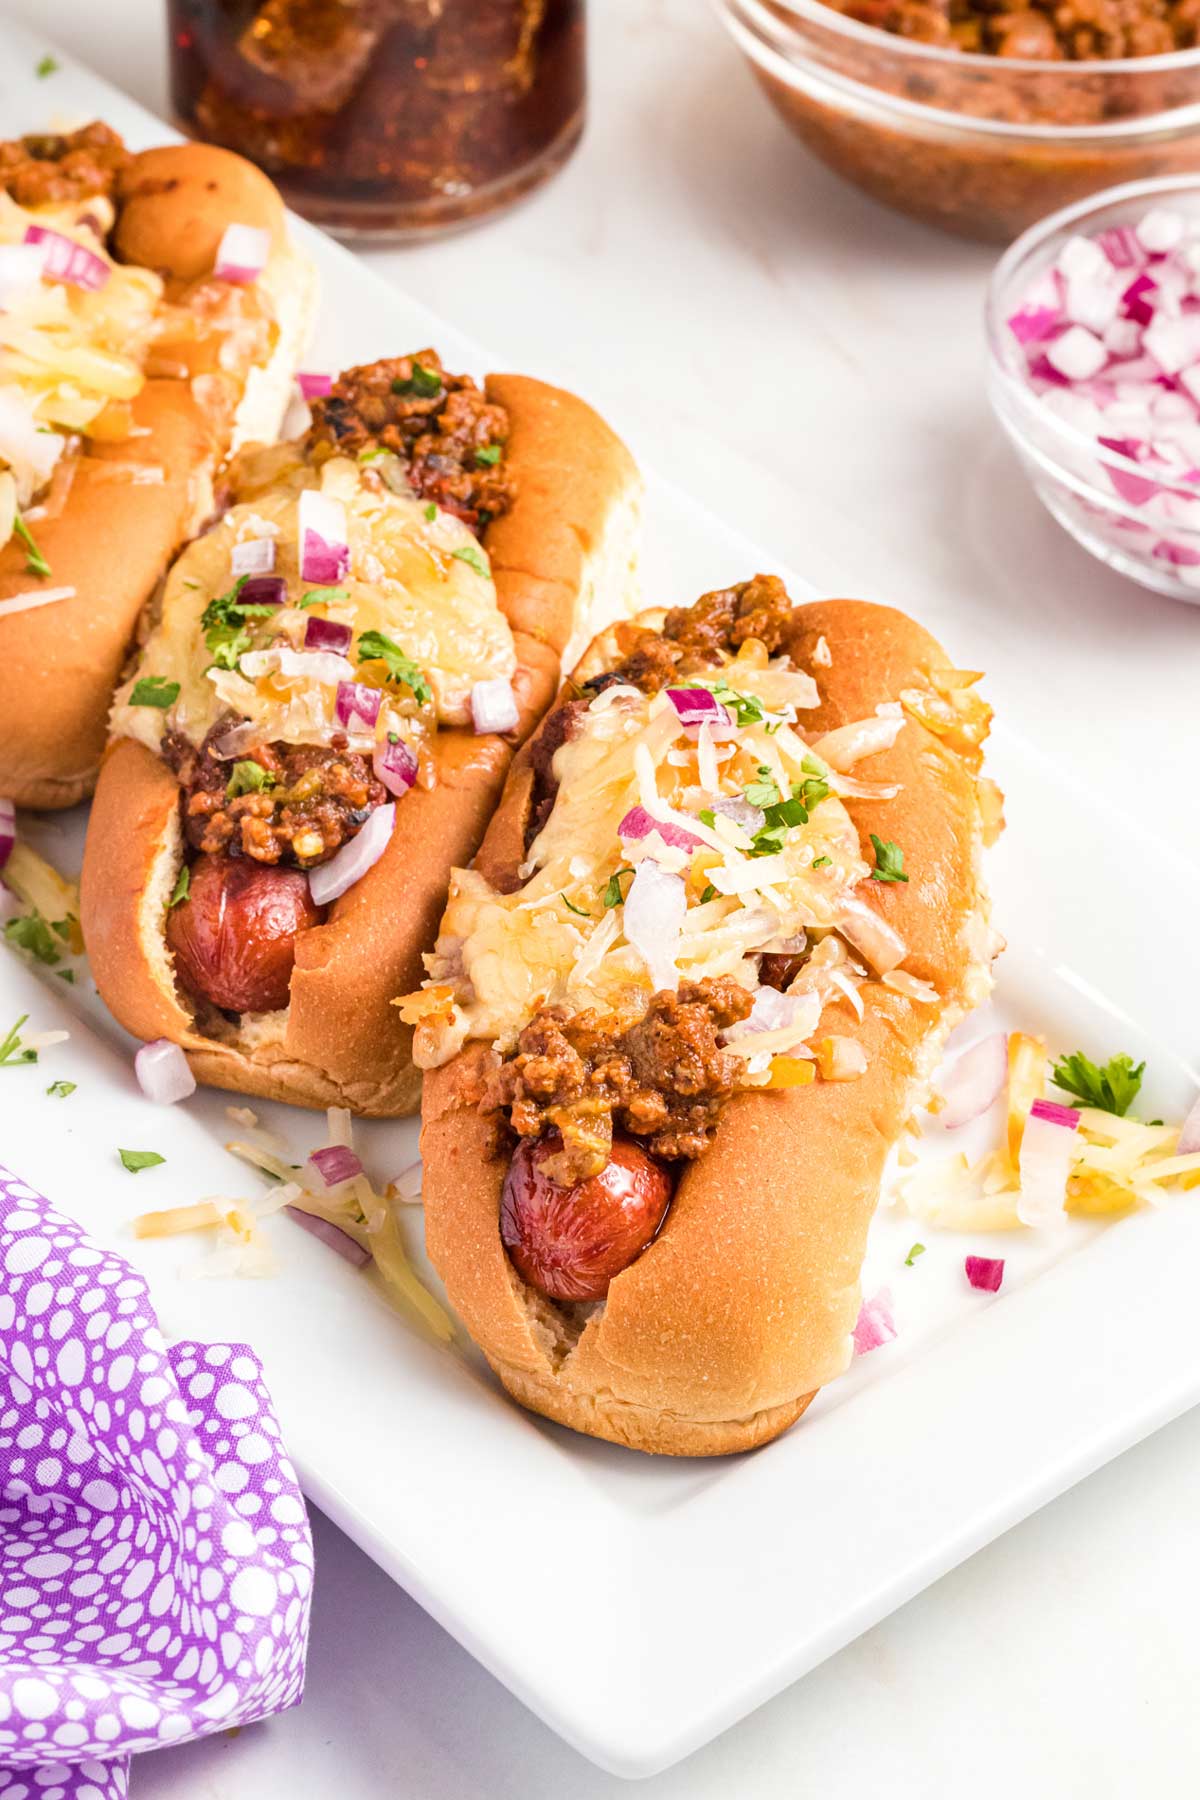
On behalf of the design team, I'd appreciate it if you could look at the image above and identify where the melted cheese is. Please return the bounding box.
[111,455,516,755]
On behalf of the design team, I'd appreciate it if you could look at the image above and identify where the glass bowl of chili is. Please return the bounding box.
[715,0,1200,243]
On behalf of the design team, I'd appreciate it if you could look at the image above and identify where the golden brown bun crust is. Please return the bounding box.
[0,142,296,808]
[81,382,637,1114]
[0,383,217,809]
[114,144,287,281]
[421,597,993,1455]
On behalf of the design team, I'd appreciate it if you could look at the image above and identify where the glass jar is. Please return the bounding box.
[167,0,587,241]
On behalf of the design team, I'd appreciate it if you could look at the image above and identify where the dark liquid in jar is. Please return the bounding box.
[168,0,586,238]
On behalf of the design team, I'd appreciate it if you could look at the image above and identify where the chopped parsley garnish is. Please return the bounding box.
[356,630,432,705]
[746,765,831,857]
[13,513,50,578]
[699,883,717,905]
[169,866,190,909]
[475,444,502,466]
[391,361,441,398]
[561,894,591,918]
[698,808,716,829]
[56,969,75,984]
[5,911,61,966]
[35,53,59,77]
[299,587,349,609]
[451,543,490,580]
[905,1242,926,1266]
[226,760,276,798]
[119,1149,165,1174]
[869,835,909,883]
[811,855,831,870]
[129,676,180,709]
[602,867,635,909]
[0,1015,36,1066]
[46,1079,75,1098]
[677,678,765,729]
[423,502,438,522]
[1051,1050,1145,1118]
[201,575,280,670]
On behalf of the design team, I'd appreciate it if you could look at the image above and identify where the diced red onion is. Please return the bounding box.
[1097,438,1162,507]
[23,225,109,291]
[304,615,352,656]
[1144,313,1200,376]
[308,1144,363,1188]
[214,222,270,284]
[373,735,418,797]
[1097,226,1147,271]
[965,1255,1005,1293]
[237,575,286,610]
[853,1288,897,1356]
[336,681,382,729]
[618,805,704,853]
[299,489,350,585]
[1008,302,1060,346]
[1058,234,1108,283]
[0,242,48,301]
[665,687,736,733]
[470,678,520,735]
[286,1205,370,1267]
[1178,1091,1200,1155]
[0,797,13,874]
[297,372,333,401]
[936,1032,1008,1130]
[1045,326,1107,382]
[1153,539,1200,566]
[134,1038,196,1105]
[1017,1100,1079,1227]
[711,796,765,837]
[622,860,687,991]
[231,537,276,578]
[308,802,395,906]
[1030,1097,1081,1129]
[1138,208,1186,255]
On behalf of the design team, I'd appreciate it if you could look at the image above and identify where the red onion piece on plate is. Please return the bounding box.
[231,538,276,579]
[853,1288,897,1355]
[618,805,704,852]
[665,687,736,734]
[470,678,519,735]
[214,222,270,284]
[23,225,109,290]
[936,1032,1008,1130]
[965,1255,1005,1293]
[307,1145,363,1188]
[373,735,417,796]
[304,615,352,656]
[1178,1092,1200,1155]
[237,575,286,610]
[0,797,13,873]
[298,490,350,585]
[308,802,395,906]
[297,372,333,401]
[134,1038,196,1105]
[286,1205,370,1266]
[1017,1100,1079,1227]
[336,681,382,729]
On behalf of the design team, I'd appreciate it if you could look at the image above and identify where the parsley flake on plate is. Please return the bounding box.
[1051,1050,1145,1118]
[451,543,490,580]
[119,1149,165,1174]
[46,1079,75,1099]
[869,835,909,883]
[0,1015,36,1066]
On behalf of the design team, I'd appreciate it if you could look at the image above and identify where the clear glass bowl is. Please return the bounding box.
[715,0,1200,243]
[986,175,1200,604]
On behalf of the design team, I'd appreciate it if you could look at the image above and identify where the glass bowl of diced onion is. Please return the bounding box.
[986,175,1200,603]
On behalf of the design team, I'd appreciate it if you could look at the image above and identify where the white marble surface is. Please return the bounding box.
[5,0,1200,1791]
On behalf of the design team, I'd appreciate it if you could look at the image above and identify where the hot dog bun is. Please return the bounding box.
[0,138,315,809]
[419,597,999,1456]
[81,375,641,1116]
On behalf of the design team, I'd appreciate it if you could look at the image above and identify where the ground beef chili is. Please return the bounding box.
[827,0,1200,57]
[0,123,131,207]
[487,978,756,1186]
[163,727,386,868]
[307,349,514,534]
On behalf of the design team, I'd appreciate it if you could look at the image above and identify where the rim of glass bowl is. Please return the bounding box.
[985,173,1200,502]
[718,0,1200,141]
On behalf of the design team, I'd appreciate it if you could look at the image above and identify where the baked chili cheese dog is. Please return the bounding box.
[409,576,1003,1455]
[0,123,315,808]
[80,350,641,1115]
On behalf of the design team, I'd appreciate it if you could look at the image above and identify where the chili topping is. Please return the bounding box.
[0,122,131,208]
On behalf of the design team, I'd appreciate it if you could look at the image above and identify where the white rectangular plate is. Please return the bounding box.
[2,26,1200,1779]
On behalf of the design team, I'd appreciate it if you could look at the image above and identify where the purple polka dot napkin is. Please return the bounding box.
[0,1165,313,1799]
